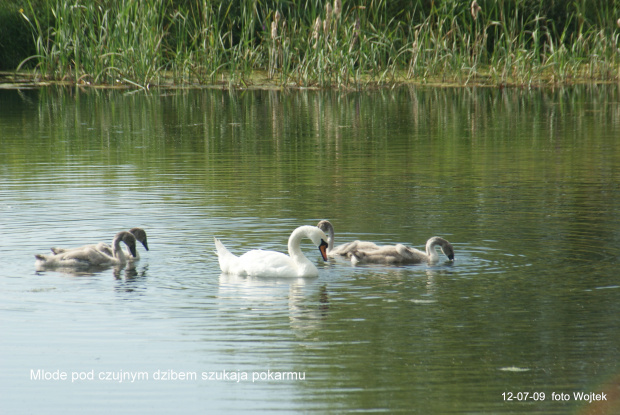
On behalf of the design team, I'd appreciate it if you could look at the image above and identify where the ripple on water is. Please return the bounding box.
[2,86,620,414]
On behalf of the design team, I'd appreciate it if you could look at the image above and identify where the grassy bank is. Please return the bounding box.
[5,0,620,88]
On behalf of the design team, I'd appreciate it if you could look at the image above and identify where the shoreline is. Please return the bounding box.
[2,70,618,91]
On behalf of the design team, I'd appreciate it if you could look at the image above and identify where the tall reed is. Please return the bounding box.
[17,0,620,88]
[20,0,167,87]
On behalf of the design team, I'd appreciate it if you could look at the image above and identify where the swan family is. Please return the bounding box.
[213,220,454,277]
[35,221,454,277]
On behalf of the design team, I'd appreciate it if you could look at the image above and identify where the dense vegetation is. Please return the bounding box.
[1,0,619,88]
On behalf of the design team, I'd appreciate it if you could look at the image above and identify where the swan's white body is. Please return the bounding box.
[350,236,455,265]
[35,231,137,270]
[50,228,149,262]
[214,225,329,278]
[317,220,454,265]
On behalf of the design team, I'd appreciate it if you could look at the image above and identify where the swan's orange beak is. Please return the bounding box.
[318,240,328,261]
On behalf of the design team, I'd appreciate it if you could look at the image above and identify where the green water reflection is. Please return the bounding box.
[1,85,620,414]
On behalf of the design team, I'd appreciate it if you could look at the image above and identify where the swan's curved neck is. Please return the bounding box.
[288,228,307,259]
[325,226,334,251]
[287,226,316,268]
[111,236,126,262]
[426,237,450,263]
[425,238,441,263]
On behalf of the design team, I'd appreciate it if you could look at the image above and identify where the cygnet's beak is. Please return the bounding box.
[441,247,455,261]
[318,240,329,261]
[129,244,138,258]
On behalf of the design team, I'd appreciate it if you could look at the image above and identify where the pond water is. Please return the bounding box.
[1,85,620,414]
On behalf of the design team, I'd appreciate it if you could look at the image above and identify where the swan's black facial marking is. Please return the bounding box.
[129,228,149,251]
[318,239,329,261]
[118,231,138,258]
[442,246,455,261]
[129,243,138,258]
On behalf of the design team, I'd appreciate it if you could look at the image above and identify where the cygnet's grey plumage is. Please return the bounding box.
[350,236,455,265]
[317,220,381,257]
[50,228,148,261]
[317,220,454,265]
[35,231,138,269]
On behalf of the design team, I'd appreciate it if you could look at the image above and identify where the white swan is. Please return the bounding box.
[50,228,149,261]
[35,231,137,270]
[214,225,329,278]
[349,236,455,265]
[317,220,382,257]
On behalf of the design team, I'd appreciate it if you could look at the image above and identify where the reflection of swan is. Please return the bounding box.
[35,231,137,269]
[50,228,149,261]
[350,236,455,265]
[214,226,329,277]
[216,274,330,341]
[317,220,381,257]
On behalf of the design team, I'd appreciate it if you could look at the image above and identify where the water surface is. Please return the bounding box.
[1,85,620,414]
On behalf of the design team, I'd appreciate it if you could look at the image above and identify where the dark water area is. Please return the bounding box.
[1,85,619,414]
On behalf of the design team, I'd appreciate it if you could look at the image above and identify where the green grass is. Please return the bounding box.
[9,0,620,88]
